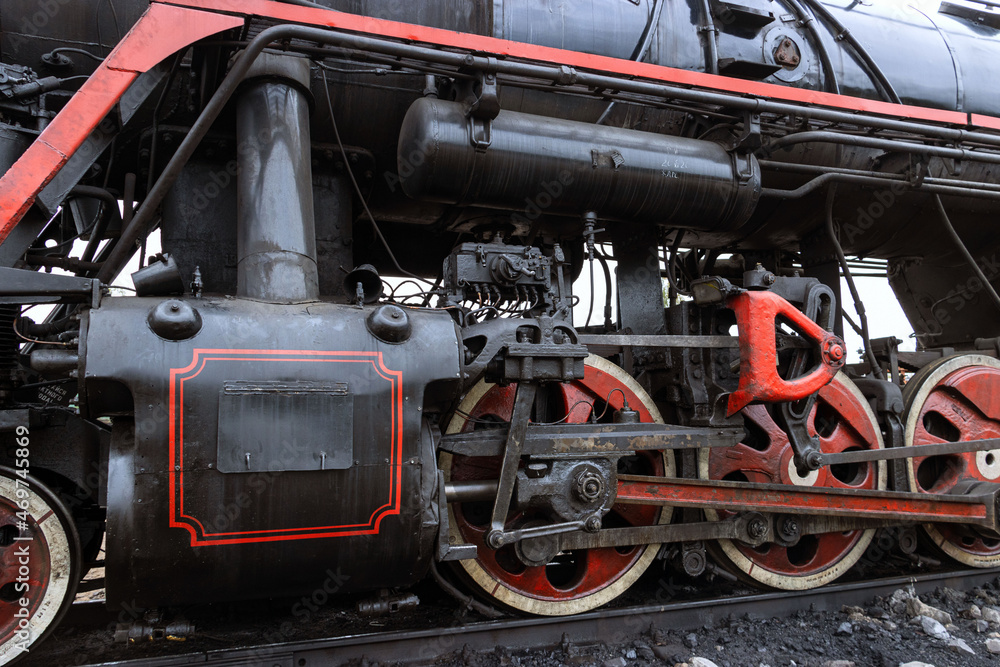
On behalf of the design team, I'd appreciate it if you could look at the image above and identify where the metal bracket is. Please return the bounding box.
[466,69,500,152]
[729,109,762,152]
[724,290,846,415]
[439,422,743,457]
[436,472,477,561]
[557,512,773,551]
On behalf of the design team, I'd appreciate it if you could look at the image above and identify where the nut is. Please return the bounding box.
[575,471,604,503]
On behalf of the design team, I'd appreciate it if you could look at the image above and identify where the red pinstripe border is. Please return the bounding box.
[168,349,403,546]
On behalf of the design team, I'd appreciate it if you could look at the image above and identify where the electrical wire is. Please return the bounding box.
[318,64,433,286]
[48,48,104,63]
[596,253,614,329]
[428,560,503,619]
[13,320,73,346]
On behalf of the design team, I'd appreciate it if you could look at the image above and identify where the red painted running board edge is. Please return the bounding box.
[0,4,242,245]
[164,0,983,129]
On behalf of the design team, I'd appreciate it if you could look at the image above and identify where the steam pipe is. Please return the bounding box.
[236,53,319,303]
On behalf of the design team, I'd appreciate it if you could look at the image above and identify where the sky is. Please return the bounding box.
[568,256,914,364]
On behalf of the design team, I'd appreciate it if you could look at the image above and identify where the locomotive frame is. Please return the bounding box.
[3,0,1000,659]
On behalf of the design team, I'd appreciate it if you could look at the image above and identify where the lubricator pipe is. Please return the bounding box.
[398,98,760,231]
[236,53,319,303]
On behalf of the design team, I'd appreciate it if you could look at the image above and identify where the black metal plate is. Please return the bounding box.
[217,380,353,472]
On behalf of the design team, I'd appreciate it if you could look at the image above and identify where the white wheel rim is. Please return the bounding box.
[0,474,74,663]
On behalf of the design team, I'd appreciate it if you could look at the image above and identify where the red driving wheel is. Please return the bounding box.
[699,373,887,589]
[441,356,673,615]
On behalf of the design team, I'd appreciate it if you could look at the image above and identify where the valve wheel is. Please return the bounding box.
[699,373,887,590]
[902,354,1000,567]
[0,466,81,665]
[440,355,673,615]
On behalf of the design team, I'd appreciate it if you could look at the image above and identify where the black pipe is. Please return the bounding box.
[596,0,667,124]
[767,131,1000,166]
[762,159,1000,193]
[698,0,719,76]
[798,0,900,103]
[297,42,1000,148]
[761,172,1000,201]
[70,185,119,265]
[96,25,311,282]
[236,53,319,303]
[285,26,1000,149]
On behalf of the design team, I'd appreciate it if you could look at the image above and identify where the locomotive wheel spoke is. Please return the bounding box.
[903,354,1000,566]
[441,355,674,615]
[699,373,887,590]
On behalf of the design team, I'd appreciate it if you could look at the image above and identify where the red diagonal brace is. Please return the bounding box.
[725,290,846,416]
[0,4,242,245]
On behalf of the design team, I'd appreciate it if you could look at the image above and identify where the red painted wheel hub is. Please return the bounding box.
[449,365,665,605]
[706,377,882,579]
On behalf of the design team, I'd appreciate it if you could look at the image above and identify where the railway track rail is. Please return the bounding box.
[60,567,1000,667]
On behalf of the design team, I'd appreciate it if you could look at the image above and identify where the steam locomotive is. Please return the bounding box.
[3,0,1000,659]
